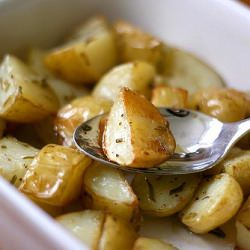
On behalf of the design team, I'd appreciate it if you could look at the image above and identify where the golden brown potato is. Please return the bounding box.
[133,237,178,250]
[57,210,105,249]
[219,148,250,195]
[98,214,138,250]
[180,173,243,234]
[163,48,225,94]
[45,16,117,85]
[103,88,176,168]
[92,61,155,101]
[55,95,112,147]
[0,136,39,187]
[132,174,200,217]
[189,88,248,122]
[0,55,59,123]
[114,20,164,69]
[28,48,89,106]
[82,161,140,225]
[151,85,188,108]
[19,144,92,206]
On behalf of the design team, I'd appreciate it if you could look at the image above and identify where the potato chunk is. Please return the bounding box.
[236,195,250,250]
[83,162,140,225]
[132,174,200,217]
[189,88,248,122]
[0,55,59,122]
[93,61,155,101]
[55,95,112,147]
[114,21,164,69]
[45,16,117,85]
[163,48,225,94]
[103,88,176,168]
[151,85,188,108]
[220,148,250,195]
[99,214,137,250]
[57,210,105,249]
[133,237,178,250]
[0,136,39,187]
[180,173,243,234]
[28,48,89,107]
[19,144,92,206]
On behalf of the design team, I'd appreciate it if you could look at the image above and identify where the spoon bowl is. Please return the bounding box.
[74,108,250,174]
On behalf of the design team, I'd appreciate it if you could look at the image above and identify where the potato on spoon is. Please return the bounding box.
[102,87,176,168]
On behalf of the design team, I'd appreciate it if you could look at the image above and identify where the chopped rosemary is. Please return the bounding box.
[145,177,156,202]
[10,175,17,185]
[82,124,92,131]
[169,182,186,195]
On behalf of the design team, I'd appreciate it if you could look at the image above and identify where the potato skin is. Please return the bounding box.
[180,173,243,234]
[189,87,248,122]
[132,174,200,217]
[114,20,164,70]
[92,61,155,101]
[55,95,112,147]
[151,85,188,108]
[82,162,140,227]
[0,55,59,123]
[19,144,92,206]
[45,16,117,85]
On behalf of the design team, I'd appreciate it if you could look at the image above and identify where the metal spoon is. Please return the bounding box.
[74,108,250,175]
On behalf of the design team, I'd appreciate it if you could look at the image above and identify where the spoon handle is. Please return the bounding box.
[235,117,250,137]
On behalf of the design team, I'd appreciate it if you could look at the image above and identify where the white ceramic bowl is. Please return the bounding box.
[0,0,249,249]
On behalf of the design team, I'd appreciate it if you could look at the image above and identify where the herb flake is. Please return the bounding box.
[145,177,156,202]
[169,182,185,195]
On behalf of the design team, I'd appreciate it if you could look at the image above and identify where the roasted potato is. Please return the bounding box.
[189,87,248,122]
[180,173,243,234]
[114,21,164,69]
[0,55,59,123]
[55,95,112,147]
[57,210,105,249]
[28,48,89,106]
[93,61,155,101]
[0,136,39,187]
[219,148,250,195]
[103,88,176,168]
[19,144,92,206]
[99,214,138,250]
[236,195,250,250]
[133,237,178,250]
[45,16,117,85]
[151,85,188,108]
[132,174,200,217]
[163,48,225,94]
[82,161,140,225]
